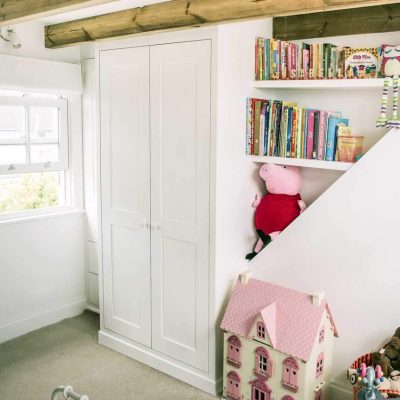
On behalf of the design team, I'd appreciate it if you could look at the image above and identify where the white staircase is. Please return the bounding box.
[250,129,400,399]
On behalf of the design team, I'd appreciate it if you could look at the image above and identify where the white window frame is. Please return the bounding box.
[0,96,69,175]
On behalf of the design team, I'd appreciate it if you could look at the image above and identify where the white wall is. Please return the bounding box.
[0,213,86,343]
[0,22,85,342]
[215,19,400,399]
[0,21,80,63]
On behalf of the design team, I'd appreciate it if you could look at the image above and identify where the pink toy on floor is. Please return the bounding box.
[246,164,306,260]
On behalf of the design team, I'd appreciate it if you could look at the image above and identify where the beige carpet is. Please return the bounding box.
[0,311,216,400]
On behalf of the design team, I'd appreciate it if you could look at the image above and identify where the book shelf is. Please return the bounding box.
[253,78,384,90]
[249,155,353,171]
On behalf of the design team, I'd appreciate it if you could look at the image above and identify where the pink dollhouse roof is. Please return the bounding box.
[220,278,338,362]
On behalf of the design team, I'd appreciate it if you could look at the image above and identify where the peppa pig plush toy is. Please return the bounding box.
[246,163,306,261]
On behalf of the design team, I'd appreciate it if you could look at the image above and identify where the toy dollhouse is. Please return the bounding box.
[220,272,338,400]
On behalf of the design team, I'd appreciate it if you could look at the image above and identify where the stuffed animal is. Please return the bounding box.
[377,44,400,128]
[372,352,394,377]
[385,336,400,370]
[246,164,306,260]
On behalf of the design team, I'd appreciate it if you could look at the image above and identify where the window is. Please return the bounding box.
[254,347,273,379]
[0,95,69,215]
[250,378,271,400]
[257,321,266,339]
[282,357,299,393]
[226,371,241,400]
[316,353,324,378]
[227,335,242,368]
[319,326,325,343]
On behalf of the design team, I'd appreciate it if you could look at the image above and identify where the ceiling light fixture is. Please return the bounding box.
[0,26,22,49]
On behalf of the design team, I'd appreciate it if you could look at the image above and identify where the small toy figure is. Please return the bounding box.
[246,164,306,260]
[358,364,384,400]
[377,44,400,128]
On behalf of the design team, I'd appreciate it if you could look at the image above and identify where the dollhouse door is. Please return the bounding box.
[315,389,322,400]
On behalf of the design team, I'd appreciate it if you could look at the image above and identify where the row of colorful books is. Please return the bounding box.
[246,98,350,161]
[255,38,381,80]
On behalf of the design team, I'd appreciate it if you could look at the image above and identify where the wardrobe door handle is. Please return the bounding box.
[140,221,149,229]
[151,224,160,231]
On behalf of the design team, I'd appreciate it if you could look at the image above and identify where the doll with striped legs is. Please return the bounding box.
[377,45,400,129]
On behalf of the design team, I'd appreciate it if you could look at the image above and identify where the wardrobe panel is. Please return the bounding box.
[100,47,152,347]
[150,40,211,371]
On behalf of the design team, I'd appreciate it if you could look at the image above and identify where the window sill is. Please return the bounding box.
[0,208,85,226]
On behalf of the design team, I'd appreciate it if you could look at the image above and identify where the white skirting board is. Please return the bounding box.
[99,330,222,396]
[330,380,353,400]
[0,298,86,344]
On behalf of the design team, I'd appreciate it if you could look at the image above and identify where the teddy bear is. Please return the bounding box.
[372,352,394,377]
[385,336,400,370]
[246,163,306,260]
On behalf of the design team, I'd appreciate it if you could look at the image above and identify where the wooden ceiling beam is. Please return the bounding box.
[0,0,117,26]
[45,0,400,48]
[273,3,400,40]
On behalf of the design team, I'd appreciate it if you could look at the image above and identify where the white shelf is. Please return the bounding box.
[253,78,384,90]
[249,155,353,171]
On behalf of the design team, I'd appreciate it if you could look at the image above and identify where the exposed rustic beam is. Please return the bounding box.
[274,3,400,40]
[0,0,117,26]
[45,0,400,48]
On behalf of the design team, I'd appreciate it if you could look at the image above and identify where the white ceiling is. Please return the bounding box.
[40,0,171,25]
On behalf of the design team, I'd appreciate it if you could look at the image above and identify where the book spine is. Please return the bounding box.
[313,111,320,159]
[317,110,326,160]
[265,39,270,80]
[286,108,293,157]
[296,108,303,158]
[291,44,297,79]
[306,111,315,159]
[246,98,251,155]
[260,38,265,80]
[254,100,262,156]
[325,117,336,161]
[255,38,260,80]
[251,98,256,154]
[262,101,271,155]
[291,108,297,158]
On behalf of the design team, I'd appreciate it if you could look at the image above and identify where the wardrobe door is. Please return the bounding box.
[150,40,211,371]
[100,47,151,346]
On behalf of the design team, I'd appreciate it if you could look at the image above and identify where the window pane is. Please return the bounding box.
[0,145,26,164]
[29,107,59,141]
[30,144,59,163]
[0,106,25,140]
[0,172,66,214]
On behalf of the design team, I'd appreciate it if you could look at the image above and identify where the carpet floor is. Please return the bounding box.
[0,311,216,400]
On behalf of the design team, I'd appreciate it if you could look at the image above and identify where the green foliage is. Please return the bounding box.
[0,173,59,213]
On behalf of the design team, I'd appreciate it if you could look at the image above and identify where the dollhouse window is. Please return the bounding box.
[254,347,273,379]
[227,335,242,368]
[319,327,325,343]
[250,378,271,400]
[316,353,324,378]
[282,357,299,392]
[227,371,241,400]
[257,322,266,339]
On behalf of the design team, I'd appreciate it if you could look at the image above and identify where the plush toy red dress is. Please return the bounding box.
[246,164,306,260]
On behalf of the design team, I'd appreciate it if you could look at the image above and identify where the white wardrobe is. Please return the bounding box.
[98,31,216,392]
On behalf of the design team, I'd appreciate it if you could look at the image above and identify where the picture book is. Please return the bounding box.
[344,47,380,79]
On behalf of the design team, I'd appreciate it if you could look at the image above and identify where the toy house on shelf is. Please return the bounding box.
[220,273,338,400]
